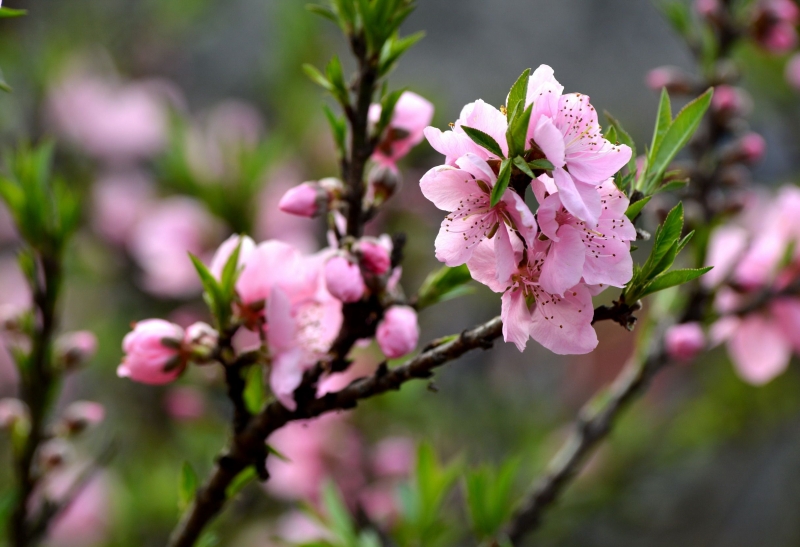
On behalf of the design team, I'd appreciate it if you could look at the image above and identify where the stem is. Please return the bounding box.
[10,255,62,547]
[167,317,503,547]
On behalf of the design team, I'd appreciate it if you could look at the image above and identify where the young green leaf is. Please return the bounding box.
[625,195,651,221]
[306,3,339,24]
[513,156,535,178]
[0,7,26,17]
[323,104,347,158]
[649,88,672,161]
[416,264,474,309]
[506,102,532,158]
[302,63,334,93]
[490,158,512,207]
[528,158,554,171]
[325,56,349,104]
[243,365,266,414]
[321,481,357,544]
[377,88,405,136]
[461,126,504,158]
[506,68,531,116]
[639,267,713,297]
[379,31,425,76]
[178,462,198,511]
[226,466,257,499]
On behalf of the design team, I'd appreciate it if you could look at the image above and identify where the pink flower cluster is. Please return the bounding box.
[705,186,800,384]
[421,65,634,354]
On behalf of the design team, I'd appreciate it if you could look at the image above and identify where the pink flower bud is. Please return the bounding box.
[695,0,720,17]
[785,53,800,90]
[56,331,98,370]
[0,398,28,430]
[665,322,706,362]
[767,0,800,23]
[61,401,105,435]
[369,91,434,166]
[737,132,767,163]
[184,321,218,353]
[279,182,324,218]
[324,255,366,303]
[0,303,25,331]
[163,386,206,421]
[711,85,752,117]
[39,439,72,471]
[376,306,419,359]
[759,21,798,53]
[645,66,693,94]
[117,319,185,385]
[357,238,392,275]
[368,165,402,205]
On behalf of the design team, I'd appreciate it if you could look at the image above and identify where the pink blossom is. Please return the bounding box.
[0,398,27,429]
[785,53,800,90]
[209,234,256,280]
[276,511,333,544]
[117,319,185,384]
[265,250,343,409]
[357,237,392,275]
[55,331,98,370]
[467,238,598,354]
[371,437,414,478]
[47,73,171,161]
[255,167,322,252]
[279,182,324,218]
[370,91,434,166]
[695,0,720,16]
[45,466,112,547]
[324,255,366,303]
[665,322,706,362]
[536,178,635,295]
[766,0,800,23]
[61,401,105,434]
[91,171,154,245]
[736,132,767,164]
[128,197,222,299]
[645,66,693,94]
[711,85,752,117]
[420,154,537,283]
[424,99,509,165]
[376,306,419,359]
[163,386,206,421]
[236,240,315,310]
[759,21,798,53]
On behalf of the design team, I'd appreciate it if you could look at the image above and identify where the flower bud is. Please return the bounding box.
[39,439,72,471]
[711,85,752,118]
[645,66,693,94]
[730,132,767,164]
[357,238,392,275]
[324,255,366,303]
[117,319,186,385]
[376,306,419,359]
[368,165,402,206]
[56,331,98,371]
[184,321,218,363]
[785,53,800,90]
[694,0,720,17]
[0,304,25,332]
[60,401,105,435]
[0,398,28,430]
[279,182,325,218]
[665,322,706,362]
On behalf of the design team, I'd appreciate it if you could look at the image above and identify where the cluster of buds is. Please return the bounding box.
[751,0,799,53]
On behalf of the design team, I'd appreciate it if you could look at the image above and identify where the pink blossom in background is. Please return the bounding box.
[711,85,752,117]
[665,323,706,362]
[376,306,419,359]
[279,182,324,218]
[47,71,173,162]
[128,197,222,299]
[735,132,767,164]
[694,0,720,16]
[370,91,434,167]
[233,240,310,309]
[420,154,537,284]
[61,401,105,434]
[0,398,27,429]
[163,386,206,421]
[117,319,185,385]
[91,171,154,245]
[0,258,31,391]
[785,53,800,90]
[324,255,366,303]
[761,21,798,52]
[357,237,392,275]
[56,331,98,370]
[371,437,414,478]
[275,511,332,544]
[45,467,112,547]
[645,66,693,94]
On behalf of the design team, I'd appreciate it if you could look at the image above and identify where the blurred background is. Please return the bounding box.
[1,1,800,546]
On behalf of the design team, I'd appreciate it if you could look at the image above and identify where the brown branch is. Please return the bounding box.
[505,334,670,545]
[167,317,503,547]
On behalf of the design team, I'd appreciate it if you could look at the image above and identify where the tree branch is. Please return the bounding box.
[168,317,503,547]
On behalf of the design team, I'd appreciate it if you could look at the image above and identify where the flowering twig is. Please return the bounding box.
[168,317,503,547]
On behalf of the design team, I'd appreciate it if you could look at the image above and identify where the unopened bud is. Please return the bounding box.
[695,0,721,17]
[39,439,72,471]
[118,319,186,385]
[665,322,706,362]
[184,321,218,363]
[278,182,325,218]
[60,401,105,435]
[711,85,752,118]
[56,331,98,371]
[645,66,693,94]
[357,237,392,275]
[376,306,419,359]
[0,398,28,430]
[725,132,766,164]
[324,255,366,303]
[368,165,402,206]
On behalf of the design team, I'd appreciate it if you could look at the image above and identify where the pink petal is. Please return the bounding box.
[455,100,508,157]
[536,193,563,241]
[703,225,749,288]
[539,226,585,295]
[727,314,791,385]
[529,284,597,355]
[494,225,517,285]
[465,239,506,293]
[533,117,565,168]
[419,165,481,211]
[455,153,496,183]
[501,289,531,352]
[553,168,601,225]
[582,236,633,288]
[503,190,538,248]
[771,298,800,353]
[270,348,305,411]
[266,287,296,353]
[423,127,483,165]
[434,222,475,266]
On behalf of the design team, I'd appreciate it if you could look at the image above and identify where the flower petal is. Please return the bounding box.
[501,289,531,352]
[529,284,597,355]
[727,314,791,385]
[539,226,585,295]
[533,116,565,168]
[419,165,480,211]
[553,167,601,225]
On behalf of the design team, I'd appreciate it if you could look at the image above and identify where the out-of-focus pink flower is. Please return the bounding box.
[279,182,325,218]
[786,53,800,90]
[91,171,154,245]
[255,166,321,253]
[275,511,332,544]
[370,91,434,167]
[665,322,706,362]
[117,319,185,385]
[645,66,693,94]
[371,437,414,478]
[45,466,112,547]
[209,234,256,281]
[0,398,27,429]
[163,386,206,421]
[56,331,98,370]
[357,237,392,275]
[235,240,311,309]
[703,224,749,287]
[420,154,538,284]
[61,401,105,435]
[324,255,366,303]
[711,85,752,117]
[184,322,218,351]
[763,21,798,52]
[695,0,720,17]
[736,132,767,164]
[376,306,419,359]
[766,0,800,23]
[128,197,222,298]
[47,72,172,162]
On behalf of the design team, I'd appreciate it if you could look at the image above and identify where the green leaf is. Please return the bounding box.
[226,466,257,498]
[323,104,347,158]
[461,126,504,158]
[639,267,712,297]
[325,56,349,104]
[196,533,219,547]
[377,88,405,135]
[0,7,26,18]
[189,254,227,327]
[219,239,242,298]
[0,68,11,93]
[656,179,689,194]
[490,159,512,207]
[625,195,651,220]
[243,365,266,414]
[178,462,198,511]
[416,264,474,309]
[506,102,532,158]
[659,1,691,37]
[513,156,535,178]
[321,481,357,543]
[379,31,425,76]
[647,89,713,190]
[306,4,339,23]
[676,230,694,254]
[267,444,291,463]
[528,158,554,171]
[506,68,531,116]
[650,88,672,161]
[302,63,334,92]
[641,202,684,280]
